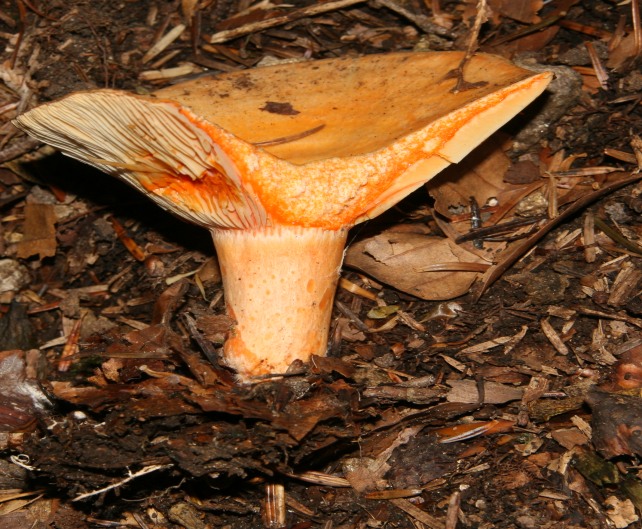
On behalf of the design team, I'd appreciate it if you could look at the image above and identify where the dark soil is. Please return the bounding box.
[1,1,642,528]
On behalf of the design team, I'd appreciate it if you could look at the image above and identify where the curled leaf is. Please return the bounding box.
[345,229,487,300]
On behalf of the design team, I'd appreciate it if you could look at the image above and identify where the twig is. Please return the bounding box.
[474,172,642,300]
[493,10,569,46]
[594,216,642,256]
[58,312,86,372]
[633,0,641,58]
[585,41,609,89]
[208,0,366,44]
[463,0,486,63]
[21,0,56,21]
[454,216,544,244]
[373,0,452,36]
[446,0,487,92]
[142,24,186,64]
[445,491,461,529]
[576,306,642,330]
[80,14,113,87]
[264,483,286,529]
[335,300,370,333]
[72,464,173,502]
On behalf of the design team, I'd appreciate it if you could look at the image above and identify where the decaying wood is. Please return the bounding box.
[2,0,642,527]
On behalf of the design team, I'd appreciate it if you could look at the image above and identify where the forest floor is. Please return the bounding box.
[1,0,642,528]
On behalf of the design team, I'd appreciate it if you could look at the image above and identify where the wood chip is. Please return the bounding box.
[608,261,642,306]
[459,336,513,354]
[365,489,423,500]
[540,318,569,355]
[502,324,528,355]
[142,24,186,64]
[583,211,597,263]
[539,489,571,500]
[286,471,350,487]
[139,63,202,81]
[390,498,445,529]
[570,415,592,438]
[547,306,577,320]
[440,354,467,372]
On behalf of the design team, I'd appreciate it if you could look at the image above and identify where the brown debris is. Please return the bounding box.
[346,227,486,300]
[208,0,367,44]
[15,202,56,259]
[2,0,642,527]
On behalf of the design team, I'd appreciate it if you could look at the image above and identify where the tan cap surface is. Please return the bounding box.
[14,52,552,230]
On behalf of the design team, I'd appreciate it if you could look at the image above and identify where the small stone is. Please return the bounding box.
[0,259,30,293]
[511,58,583,154]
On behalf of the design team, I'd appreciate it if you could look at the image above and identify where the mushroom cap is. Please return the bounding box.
[155,52,543,165]
[14,52,552,230]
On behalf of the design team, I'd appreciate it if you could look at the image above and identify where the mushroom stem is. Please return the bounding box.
[211,225,348,381]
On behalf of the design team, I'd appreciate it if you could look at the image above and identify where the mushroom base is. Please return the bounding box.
[211,226,348,382]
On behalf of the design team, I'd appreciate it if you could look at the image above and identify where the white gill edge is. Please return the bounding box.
[14,91,267,230]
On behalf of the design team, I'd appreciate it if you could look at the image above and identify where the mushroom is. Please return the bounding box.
[13,52,551,382]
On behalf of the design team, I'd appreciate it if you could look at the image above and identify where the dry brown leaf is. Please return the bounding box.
[494,469,531,490]
[430,137,512,222]
[551,427,589,450]
[485,0,578,55]
[489,0,543,24]
[277,393,348,441]
[604,497,639,528]
[491,26,560,55]
[427,137,546,278]
[342,426,421,493]
[345,229,486,300]
[16,203,56,259]
[607,33,639,71]
[0,497,54,527]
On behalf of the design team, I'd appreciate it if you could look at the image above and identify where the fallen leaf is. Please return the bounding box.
[342,426,421,493]
[16,203,56,259]
[489,0,543,24]
[607,33,639,71]
[430,136,511,222]
[551,427,589,450]
[604,496,639,528]
[346,229,486,300]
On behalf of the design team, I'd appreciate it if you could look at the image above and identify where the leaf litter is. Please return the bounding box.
[2,0,642,527]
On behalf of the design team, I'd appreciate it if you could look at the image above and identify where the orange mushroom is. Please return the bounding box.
[14,52,551,382]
